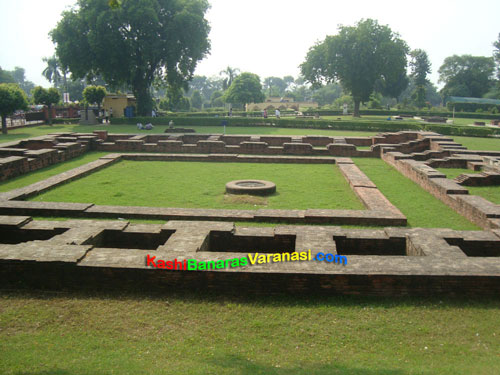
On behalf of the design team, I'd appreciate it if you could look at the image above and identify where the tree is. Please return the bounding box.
[0,84,28,134]
[263,77,287,97]
[4,67,35,97]
[494,33,500,80]
[210,90,224,107]
[409,49,431,108]
[51,0,210,116]
[311,83,342,106]
[0,67,15,84]
[82,85,107,111]
[219,66,240,90]
[191,90,203,109]
[300,19,409,117]
[224,72,265,106]
[438,55,495,98]
[32,86,60,125]
[42,56,63,88]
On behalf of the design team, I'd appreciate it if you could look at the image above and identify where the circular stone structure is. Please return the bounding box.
[225,180,276,196]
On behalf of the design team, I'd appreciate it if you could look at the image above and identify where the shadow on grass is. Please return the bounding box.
[14,371,108,375]
[1,287,499,311]
[207,354,413,375]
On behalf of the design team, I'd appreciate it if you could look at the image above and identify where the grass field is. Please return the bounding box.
[1,290,499,375]
[354,159,479,230]
[29,161,365,210]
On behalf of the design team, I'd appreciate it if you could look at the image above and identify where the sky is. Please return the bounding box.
[1,0,499,88]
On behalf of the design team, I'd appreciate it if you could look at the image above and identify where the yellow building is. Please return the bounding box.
[102,94,136,118]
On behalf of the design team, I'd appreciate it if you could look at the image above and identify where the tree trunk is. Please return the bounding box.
[1,115,7,135]
[353,100,361,117]
[134,85,153,117]
[47,105,53,125]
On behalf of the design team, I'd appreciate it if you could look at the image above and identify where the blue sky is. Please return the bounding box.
[1,0,499,87]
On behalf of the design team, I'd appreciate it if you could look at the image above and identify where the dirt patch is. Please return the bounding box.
[223,194,268,206]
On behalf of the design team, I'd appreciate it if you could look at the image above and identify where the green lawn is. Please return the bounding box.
[29,161,365,211]
[436,168,500,205]
[450,136,500,151]
[354,158,479,230]
[1,291,499,375]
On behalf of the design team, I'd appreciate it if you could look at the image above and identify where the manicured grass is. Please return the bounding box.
[29,161,365,211]
[0,152,109,192]
[468,186,500,204]
[354,158,480,230]
[1,290,499,375]
[451,136,500,151]
[436,168,483,180]
[436,168,500,204]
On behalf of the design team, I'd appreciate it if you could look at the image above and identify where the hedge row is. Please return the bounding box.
[301,109,500,120]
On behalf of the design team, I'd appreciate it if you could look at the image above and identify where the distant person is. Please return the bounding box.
[137,123,144,130]
[169,120,174,129]
[104,109,109,123]
[275,109,280,119]
[263,109,268,118]
[152,109,156,117]
[229,108,233,117]
[145,123,154,130]
[109,107,113,118]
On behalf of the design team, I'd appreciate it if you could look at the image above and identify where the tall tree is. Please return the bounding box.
[438,55,495,98]
[0,83,28,134]
[0,67,15,84]
[51,0,210,116]
[224,72,265,106]
[32,86,61,125]
[219,66,240,90]
[300,19,409,117]
[409,49,431,108]
[191,90,203,109]
[42,56,63,88]
[494,33,500,80]
[6,67,35,97]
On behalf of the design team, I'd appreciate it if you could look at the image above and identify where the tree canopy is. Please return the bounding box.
[438,55,495,98]
[50,0,211,116]
[224,72,265,105]
[300,19,409,116]
[32,86,61,125]
[410,49,431,108]
[83,85,107,109]
[0,83,28,134]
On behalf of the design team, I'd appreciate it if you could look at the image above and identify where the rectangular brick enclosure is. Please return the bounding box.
[1,130,499,296]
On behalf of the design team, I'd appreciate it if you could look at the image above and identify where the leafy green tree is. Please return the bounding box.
[6,67,35,97]
[51,0,210,116]
[0,67,15,84]
[224,72,265,106]
[82,85,107,112]
[191,90,203,109]
[409,49,431,108]
[312,83,342,106]
[219,66,240,90]
[0,83,28,134]
[210,90,224,107]
[263,76,287,97]
[32,86,61,125]
[438,55,495,98]
[300,19,409,117]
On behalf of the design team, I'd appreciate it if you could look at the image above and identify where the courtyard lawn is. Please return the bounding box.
[29,161,365,211]
[0,290,499,375]
[450,135,500,151]
[436,168,500,205]
[354,158,480,230]
[0,151,109,192]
